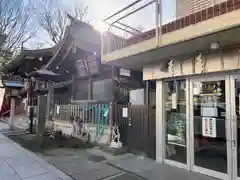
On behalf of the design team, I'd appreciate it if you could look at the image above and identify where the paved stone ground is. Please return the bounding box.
[0,119,222,180]
[0,121,141,180]
[107,155,220,180]
[39,146,221,180]
[0,122,72,180]
[38,148,127,180]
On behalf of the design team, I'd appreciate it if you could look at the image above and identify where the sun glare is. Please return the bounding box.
[94,21,109,33]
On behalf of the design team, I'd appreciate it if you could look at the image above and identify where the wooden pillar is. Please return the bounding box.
[46,89,50,120]
[9,97,15,130]
[88,78,92,100]
[112,66,117,101]
[71,75,75,102]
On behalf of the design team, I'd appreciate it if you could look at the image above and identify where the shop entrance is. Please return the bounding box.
[190,76,230,179]
[162,74,240,180]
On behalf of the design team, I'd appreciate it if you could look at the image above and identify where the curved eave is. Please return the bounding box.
[0,53,25,74]
[44,19,101,72]
[23,47,55,57]
[0,47,55,74]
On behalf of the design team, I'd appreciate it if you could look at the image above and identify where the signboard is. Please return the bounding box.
[122,108,128,118]
[10,89,19,97]
[120,68,131,77]
[56,105,60,115]
[202,117,216,138]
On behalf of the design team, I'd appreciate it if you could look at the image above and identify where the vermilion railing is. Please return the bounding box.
[103,0,240,54]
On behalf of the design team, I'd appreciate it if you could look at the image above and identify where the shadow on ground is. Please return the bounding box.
[6,133,94,152]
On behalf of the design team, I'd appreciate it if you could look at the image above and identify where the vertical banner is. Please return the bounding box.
[0,88,5,113]
[171,92,177,109]
[56,105,60,115]
[202,117,216,138]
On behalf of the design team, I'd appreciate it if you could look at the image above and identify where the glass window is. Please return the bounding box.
[164,80,187,164]
[129,89,144,105]
[235,78,240,177]
[92,79,113,101]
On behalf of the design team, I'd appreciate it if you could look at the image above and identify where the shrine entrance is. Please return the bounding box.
[160,73,240,180]
[190,76,229,179]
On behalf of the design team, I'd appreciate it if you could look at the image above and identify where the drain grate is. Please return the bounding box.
[88,155,106,162]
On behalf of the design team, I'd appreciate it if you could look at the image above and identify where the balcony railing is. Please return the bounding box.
[102,0,240,55]
[102,0,157,54]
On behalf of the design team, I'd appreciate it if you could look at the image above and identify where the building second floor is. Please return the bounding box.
[101,0,240,69]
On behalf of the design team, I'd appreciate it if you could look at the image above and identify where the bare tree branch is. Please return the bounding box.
[74,6,88,21]
[37,0,88,45]
[0,0,37,55]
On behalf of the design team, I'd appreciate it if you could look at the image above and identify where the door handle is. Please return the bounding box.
[233,114,237,123]
[232,140,236,148]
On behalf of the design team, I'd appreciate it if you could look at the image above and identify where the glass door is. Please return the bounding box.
[163,79,190,169]
[190,76,231,180]
[230,74,240,180]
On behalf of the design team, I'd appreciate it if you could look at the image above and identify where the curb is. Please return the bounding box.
[106,161,147,180]
[0,119,8,123]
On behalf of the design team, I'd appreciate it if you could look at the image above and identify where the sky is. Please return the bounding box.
[27,0,177,49]
[72,0,176,31]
